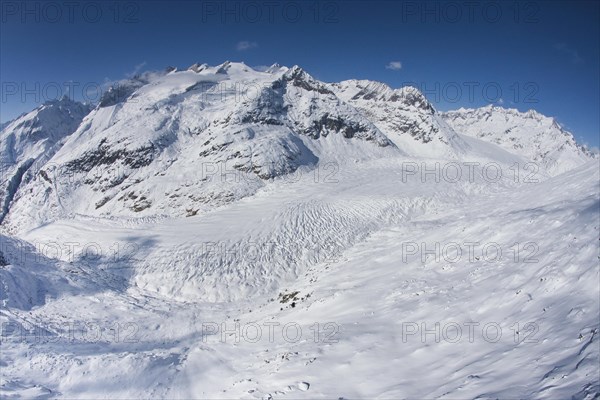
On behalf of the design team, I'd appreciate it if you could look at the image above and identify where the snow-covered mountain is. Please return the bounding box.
[441,105,595,175]
[329,79,470,158]
[1,62,598,398]
[4,62,594,233]
[0,97,92,223]
[3,63,406,233]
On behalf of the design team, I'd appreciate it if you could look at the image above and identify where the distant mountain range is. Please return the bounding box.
[0,62,594,231]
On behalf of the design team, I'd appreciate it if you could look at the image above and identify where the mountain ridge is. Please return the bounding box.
[0,62,594,232]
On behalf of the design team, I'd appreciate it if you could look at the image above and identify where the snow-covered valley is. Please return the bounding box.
[0,63,598,399]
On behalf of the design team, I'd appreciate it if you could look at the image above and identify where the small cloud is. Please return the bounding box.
[252,65,270,72]
[497,98,504,105]
[126,61,147,78]
[236,41,258,51]
[554,42,583,64]
[385,61,402,71]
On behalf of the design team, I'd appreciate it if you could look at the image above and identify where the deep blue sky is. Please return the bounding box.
[1,0,599,147]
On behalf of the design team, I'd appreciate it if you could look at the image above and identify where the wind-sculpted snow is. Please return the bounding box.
[1,158,598,398]
[0,233,131,311]
[134,196,421,302]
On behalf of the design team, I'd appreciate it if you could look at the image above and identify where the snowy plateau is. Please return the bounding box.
[0,62,598,399]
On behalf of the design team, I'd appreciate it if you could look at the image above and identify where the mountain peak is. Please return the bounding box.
[188,63,208,73]
[285,65,306,78]
[332,80,433,112]
[441,105,594,175]
[215,61,254,74]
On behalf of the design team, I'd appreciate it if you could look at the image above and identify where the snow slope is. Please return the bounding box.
[0,97,91,223]
[329,79,471,158]
[1,157,598,398]
[441,105,595,176]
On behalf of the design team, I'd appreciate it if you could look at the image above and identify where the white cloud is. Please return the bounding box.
[236,41,258,51]
[127,61,147,78]
[554,42,584,64]
[252,65,270,72]
[497,98,504,105]
[385,61,402,71]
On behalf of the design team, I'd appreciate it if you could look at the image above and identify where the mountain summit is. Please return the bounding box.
[441,105,594,175]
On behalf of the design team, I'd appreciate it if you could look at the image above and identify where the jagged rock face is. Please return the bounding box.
[267,68,392,146]
[441,106,595,175]
[329,80,469,158]
[0,97,92,222]
[1,63,397,231]
[188,63,208,73]
[99,80,147,108]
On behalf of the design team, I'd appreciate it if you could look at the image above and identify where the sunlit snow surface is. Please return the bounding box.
[0,63,598,399]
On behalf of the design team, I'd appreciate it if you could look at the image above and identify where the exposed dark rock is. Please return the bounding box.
[0,250,8,266]
[304,114,369,140]
[282,67,334,95]
[63,139,156,174]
